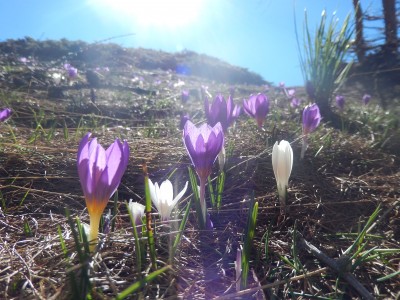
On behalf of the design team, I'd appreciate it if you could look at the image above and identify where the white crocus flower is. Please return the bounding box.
[52,73,62,85]
[272,140,293,213]
[128,200,145,226]
[148,179,188,221]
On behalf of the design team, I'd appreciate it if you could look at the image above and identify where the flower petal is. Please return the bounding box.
[172,181,188,205]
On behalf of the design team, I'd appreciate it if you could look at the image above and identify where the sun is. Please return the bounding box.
[88,0,204,30]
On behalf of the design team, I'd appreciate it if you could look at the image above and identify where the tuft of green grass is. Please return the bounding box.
[295,9,353,110]
[65,209,92,299]
[208,171,225,211]
[241,194,258,289]
[188,166,205,229]
[116,265,171,300]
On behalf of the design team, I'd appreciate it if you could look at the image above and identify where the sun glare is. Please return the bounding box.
[89,0,204,30]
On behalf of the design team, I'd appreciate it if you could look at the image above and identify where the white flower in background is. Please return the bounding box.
[148,179,188,221]
[52,73,63,85]
[272,140,293,213]
[173,79,185,88]
[128,200,145,226]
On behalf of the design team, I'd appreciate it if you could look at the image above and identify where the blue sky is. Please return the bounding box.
[0,0,381,86]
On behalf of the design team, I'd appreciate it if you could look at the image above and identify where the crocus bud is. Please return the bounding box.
[181,90,190,103]
[0,108,12,122]
[301,103,321,159]
[362,94,371,105]
[128,200,145,226]
[302,103,321,135]
[272,140,293,213]
[336,95,345,110]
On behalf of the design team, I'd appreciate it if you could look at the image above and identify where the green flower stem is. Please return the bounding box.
[301,135,308,159]
[199,177,207,227]
[143,162,157,269]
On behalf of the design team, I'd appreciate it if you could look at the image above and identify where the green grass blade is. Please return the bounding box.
[377,270,400,282]
[171,199,191,259]
[207,176,216,209]
[241,194,258,289]
[116,265,170,300]
[143,162,157,269]
[216,171,225,210]
[18,186,30,207]
[112,191,118,232]
[188,166,205,229]
[57,224,68,258]
[0,190,6,213]
[345,205,381,256]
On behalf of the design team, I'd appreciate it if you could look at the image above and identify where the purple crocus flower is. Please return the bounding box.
[183,120,224,227]
[336,95,345,110]
[64,63,78,78]
[0,108,12,122]
[286,88,296,98]
[290,98,301,108]
[243,93,269,127]
[302,103,321,135]
[301,103,321,159]
[362,94,371,105]
[77,132,130,250]
[183,121,224,180]
[181,90,190,103]
[205,94,241,132]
